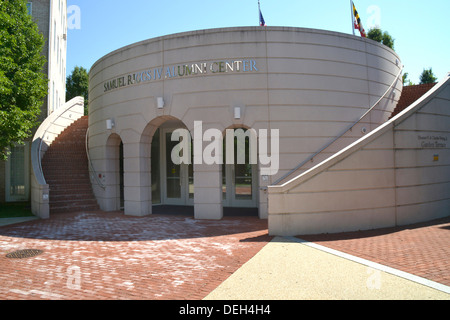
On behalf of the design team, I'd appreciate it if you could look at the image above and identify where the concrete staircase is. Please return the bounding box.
[41,116,99,214]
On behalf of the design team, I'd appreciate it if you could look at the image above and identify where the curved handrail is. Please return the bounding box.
[271,64,404,186]
[85,127,106,189]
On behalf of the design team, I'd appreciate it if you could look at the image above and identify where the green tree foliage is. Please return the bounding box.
[402,72,415,86]
[367,28,395,50]
[0,0,48,160]
[66,66,89,115]
[419,68,438,84]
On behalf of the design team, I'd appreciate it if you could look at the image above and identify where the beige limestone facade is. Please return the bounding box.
[88,27,403,221]
[268,73,450,236]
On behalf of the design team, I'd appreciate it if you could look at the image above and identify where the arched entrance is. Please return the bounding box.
[151,120,194,207]
[139,118,260,218]
[140,116,194,216]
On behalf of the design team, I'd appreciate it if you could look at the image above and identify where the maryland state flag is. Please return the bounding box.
[352,1,366,37]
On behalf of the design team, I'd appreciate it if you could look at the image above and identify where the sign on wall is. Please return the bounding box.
[103,59,259,93]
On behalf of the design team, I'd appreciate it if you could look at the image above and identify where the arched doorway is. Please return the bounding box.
[151,123,193,206]
[143,117,193,214]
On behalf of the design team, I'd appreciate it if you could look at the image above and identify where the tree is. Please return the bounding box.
[0,0,48,160]
[367,27,395,50]
[66,66,89,115]
[402,73,408,85]
[419,68,437,84]
[402,72,415,86]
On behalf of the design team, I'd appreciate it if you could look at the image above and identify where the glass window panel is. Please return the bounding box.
[166,132,181,199]
[188,138,194,199]
[119,142,124,209]
[9,145,26,196]
[26,3,32,15]
[151,129,161,204]
[235,164,252,200]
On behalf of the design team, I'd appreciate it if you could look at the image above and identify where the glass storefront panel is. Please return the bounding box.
[165,132,181,199]
[151,129,161,204]
[9,145,26,197]
[234,163,252,200]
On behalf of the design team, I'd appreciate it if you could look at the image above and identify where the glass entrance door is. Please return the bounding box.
[222,130,258,208]
[162,129,193,206]
[223,163,257,208]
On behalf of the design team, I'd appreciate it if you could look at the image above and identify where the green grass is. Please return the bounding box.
[0,202,34,219]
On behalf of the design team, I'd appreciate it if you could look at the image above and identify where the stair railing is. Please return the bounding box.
[271,64,404,186]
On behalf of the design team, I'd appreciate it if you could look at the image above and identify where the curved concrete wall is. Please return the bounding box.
[31,97,85,219]
[268,74,450,236]
[88,27,402,219]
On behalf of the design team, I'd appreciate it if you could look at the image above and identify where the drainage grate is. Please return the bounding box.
[6,249,43,259]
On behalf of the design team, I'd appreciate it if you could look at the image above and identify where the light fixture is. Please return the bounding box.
[234,107,241,119]
[106,119,115,130]
[157,97,165,109]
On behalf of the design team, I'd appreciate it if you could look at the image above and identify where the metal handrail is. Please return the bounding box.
[85,127,106,189]
[271,64,404,186]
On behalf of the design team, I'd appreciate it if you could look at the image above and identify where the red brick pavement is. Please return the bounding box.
[299,216,450,287]
[0,211,271,300]
[1,212,449,300]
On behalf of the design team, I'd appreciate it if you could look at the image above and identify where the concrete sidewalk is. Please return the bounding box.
[204,236,450,300]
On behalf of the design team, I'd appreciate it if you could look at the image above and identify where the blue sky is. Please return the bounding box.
[66,0,449,84]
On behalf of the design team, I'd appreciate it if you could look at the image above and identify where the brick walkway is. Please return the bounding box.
[0,211,271,300]
[1,212,449,300]
[299,216,450,287]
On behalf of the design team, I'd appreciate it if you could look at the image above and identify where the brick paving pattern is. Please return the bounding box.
[299,216,450,287]
[0,211,271,300]
[1,212,449,300]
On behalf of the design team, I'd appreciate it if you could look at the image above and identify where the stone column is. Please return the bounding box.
[193,163,223,220]
[123,141,152,217]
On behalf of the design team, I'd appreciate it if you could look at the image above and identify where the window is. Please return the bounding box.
[26,3,32,16]
[52,81,55,112]
[54,21,57,52]
[5,143,30,202]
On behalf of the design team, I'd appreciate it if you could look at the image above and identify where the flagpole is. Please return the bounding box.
[350,0,355,35]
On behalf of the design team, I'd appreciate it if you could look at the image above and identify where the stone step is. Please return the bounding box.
[42,116,99,214]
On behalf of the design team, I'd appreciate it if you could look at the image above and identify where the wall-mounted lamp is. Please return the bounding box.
[234,107,241,119]
[157,97,165,109]
[106,118,115,130]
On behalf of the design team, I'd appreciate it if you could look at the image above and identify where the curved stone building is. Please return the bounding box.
[87,26,403,220]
